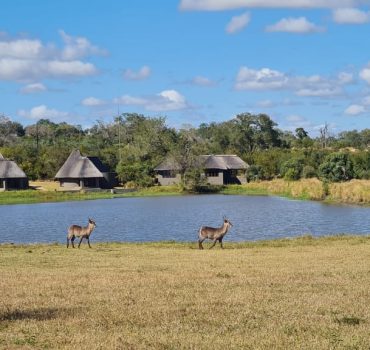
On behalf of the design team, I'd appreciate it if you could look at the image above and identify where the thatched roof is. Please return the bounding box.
[55,150,108,179]
[154,157,181,171]
[155,155,248,171]
[198,155,248,170]
[0,153,28,178]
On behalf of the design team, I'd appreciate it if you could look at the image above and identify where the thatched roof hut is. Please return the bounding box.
[197,155,248,170]
[55,150,117,189]
[154,154,248,185]
[0,153,29,190]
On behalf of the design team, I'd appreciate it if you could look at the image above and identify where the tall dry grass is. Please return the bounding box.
[1,238,370,349]
[226,179,370,204]
[228,179,325,201]
[329,180,370,204]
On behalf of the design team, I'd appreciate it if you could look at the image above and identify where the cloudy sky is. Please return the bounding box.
[1,0,370,135]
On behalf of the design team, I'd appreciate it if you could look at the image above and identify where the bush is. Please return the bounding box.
[116,162,154,188]
[302,165,317,179]
[246,165,265,182]
[281,158,304,181]
[319,152,354,182]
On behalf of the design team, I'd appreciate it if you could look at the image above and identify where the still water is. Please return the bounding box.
[0,195,369,244]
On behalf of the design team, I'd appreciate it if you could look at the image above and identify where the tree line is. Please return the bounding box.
[0,113,369,187]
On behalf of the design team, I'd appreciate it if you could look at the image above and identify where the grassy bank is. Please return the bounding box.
[0,179,369,205]
[0,184,182,205]
[222,179,370,205]
[1,236,370,349]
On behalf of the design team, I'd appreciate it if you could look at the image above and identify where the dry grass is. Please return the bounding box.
[29,180,60,191]
[227,179,326,201]
[1,237,370,349]
[329,180,370,204]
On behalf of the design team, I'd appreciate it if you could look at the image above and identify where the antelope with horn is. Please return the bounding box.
[198,217,233,250]
[67,218,97,248]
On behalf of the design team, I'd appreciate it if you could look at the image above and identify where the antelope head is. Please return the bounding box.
[88,218,97,227]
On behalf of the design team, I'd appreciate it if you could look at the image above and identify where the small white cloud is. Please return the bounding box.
[286,115,305,123]
[114,95,147,106]
[20,83,47,94]
[235,67,288,90]
[333,8,370,24]
[359,64,370,84]
[81,97,106,107]
[18,105,69,121]
[296,87,341,97]
[114,89,189,112]
[256,99,275,108]
[59,30,107,60]
[283,114,316,132]
[266,17,324,33]
[337,71,354,84]
[226,12,250,34]
[191,75,217,86]
[123,65,151,80]
[344,104,366,115]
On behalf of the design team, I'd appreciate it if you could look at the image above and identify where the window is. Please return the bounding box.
[162,171,176,178]
[206,170,219,177]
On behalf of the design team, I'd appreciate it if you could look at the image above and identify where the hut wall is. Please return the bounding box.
[205,170,224,185]
[156,172,181,186]
[0,178,28,190]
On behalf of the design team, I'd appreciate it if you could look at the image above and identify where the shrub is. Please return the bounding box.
[246,165,265,182]
[281,158,304,181]
[319,152,354,182]
[302,165,317,179]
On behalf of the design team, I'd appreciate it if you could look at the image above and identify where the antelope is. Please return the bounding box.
[67,218,97,248]
[198,217,233,249]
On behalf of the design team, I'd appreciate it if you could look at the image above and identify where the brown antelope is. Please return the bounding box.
[198,217,233,249]
[67,218,97,248]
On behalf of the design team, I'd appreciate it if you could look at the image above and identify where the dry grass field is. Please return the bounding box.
[1,237,370,349]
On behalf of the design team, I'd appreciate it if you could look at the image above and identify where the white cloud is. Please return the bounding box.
[256,99,275,108]
[81,97,106,107]
[114,89,189,112]
[123,65,151,80]
[235,66,350,97]
[266,17,324,33]
[20,83,46,94]
[283,114,318,133]
[337,71,354,84]
[191,75,217,86]
[179,0,359,11]
[0,39,45,59]
[286,115,306,123]
[333,8,370,24]
[235,67,288,90]
[18,105,69,121]
[59,30,107,60]
[0,31,103,82]
[344,104,366,115]
[359,64,370,84]
[226,12,251,34]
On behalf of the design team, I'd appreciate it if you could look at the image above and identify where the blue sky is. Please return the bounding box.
[1,0,370,136]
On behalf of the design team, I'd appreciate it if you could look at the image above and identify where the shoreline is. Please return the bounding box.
[0,178,369,206]
[2,233,369,248]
